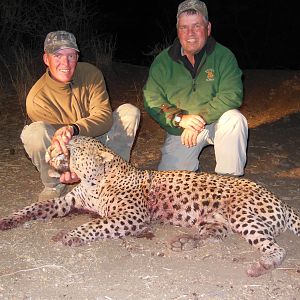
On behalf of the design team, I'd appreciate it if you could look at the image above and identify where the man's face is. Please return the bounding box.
[177,13,211,57]
[43,48,78,83]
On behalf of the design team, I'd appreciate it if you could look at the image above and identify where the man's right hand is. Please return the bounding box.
[178,114,206,132]
[51,125,74,156]
[179,114,206,147]
[51,126,80,184]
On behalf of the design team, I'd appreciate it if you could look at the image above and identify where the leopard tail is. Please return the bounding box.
[285,204,300,237]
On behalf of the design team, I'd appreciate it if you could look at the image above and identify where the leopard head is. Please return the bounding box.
[45,136,115,179]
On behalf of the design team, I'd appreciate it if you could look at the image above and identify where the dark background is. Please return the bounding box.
[103,0,299,69]
[0,0,298,70]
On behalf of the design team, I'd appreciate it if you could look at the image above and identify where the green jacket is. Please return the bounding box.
[143,37,243,135]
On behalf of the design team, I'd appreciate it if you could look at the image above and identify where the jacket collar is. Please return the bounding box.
[45,68,74,93]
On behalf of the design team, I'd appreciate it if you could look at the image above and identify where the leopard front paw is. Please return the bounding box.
[52,230,85,247]
[0,218,18,230]
[62,236,85,247]
[51,230,69,242]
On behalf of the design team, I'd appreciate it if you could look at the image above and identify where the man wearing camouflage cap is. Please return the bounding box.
[21,31,140,200]
[144,0,248,176]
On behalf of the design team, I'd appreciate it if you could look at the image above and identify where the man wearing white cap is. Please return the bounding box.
[21,31,140,200]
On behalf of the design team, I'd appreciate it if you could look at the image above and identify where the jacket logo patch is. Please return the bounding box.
[205,69,215,81]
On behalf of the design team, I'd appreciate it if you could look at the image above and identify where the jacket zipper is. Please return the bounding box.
[192,79,196,92]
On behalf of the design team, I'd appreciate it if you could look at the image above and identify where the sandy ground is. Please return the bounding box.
[0,65,300,299]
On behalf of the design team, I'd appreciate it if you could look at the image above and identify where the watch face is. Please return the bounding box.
[175,115,181,122]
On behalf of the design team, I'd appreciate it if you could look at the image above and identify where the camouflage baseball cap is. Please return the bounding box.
[44,31,80,54]
[177,0,208,21]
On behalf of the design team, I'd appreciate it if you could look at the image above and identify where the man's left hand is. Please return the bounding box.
[60,171,80,184]
[181,128,199,147]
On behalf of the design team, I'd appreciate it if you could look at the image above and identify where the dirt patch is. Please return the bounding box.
[242,70,300,127]
[0,64,300,299]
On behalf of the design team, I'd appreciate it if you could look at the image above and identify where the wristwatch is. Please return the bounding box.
[173,113,183,127]
[71,124,80,136]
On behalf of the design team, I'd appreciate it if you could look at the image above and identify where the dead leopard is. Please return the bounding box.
[1,136,299,277]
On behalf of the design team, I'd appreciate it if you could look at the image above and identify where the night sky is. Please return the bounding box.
[0,0,298,70]
[97,0,299,70]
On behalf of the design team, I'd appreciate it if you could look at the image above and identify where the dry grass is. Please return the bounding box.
[90,35,116,67]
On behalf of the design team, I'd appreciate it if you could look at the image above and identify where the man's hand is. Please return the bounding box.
[60,171,80,184]
[181,128,200,147]
[51,126,80,184]
[178,114,206,132]
[51,126,74,156]
[179,115,206,147]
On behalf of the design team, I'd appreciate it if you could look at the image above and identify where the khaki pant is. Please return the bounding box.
[158,109,248,176]
[21,103,140,188]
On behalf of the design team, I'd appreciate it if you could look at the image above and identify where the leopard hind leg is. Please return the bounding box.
[170,222,230,252]
[244,233,286,277]
[234,216,286,277]
[197,222,231,241]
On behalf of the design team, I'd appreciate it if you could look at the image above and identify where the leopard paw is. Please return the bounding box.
[246,262,269,277]
[62,236,85,247]
[51,230,69,242]
[0,218,18,230]
[52,230,85,247]
[170,234,200,252]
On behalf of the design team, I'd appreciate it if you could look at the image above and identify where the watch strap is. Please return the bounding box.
[71,124,80,136]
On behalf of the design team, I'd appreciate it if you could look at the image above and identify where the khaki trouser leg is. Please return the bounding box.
[98,103,140,161]
[158,109,248,175]
[21,104,140,189]
[20,121,59,188]
[213,109,248,176]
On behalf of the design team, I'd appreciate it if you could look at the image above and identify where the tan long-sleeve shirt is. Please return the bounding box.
[26,62,113,137]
